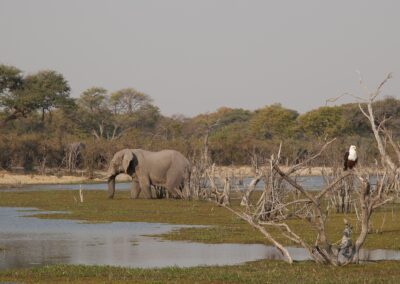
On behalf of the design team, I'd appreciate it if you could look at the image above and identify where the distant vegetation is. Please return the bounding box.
[1,64,399,173]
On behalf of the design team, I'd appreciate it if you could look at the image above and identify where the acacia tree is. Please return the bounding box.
[78,87,108,113]
[250,104,298,139]
[0,65,72,126]
[24,70,72,121]
[109,88,152,115]
[297,106,347,138]
[76,87,119,140]
[0,64,26,126]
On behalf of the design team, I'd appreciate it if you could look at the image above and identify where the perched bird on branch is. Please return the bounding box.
[343,145,358,171]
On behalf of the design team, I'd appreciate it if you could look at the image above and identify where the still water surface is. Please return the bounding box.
[4,176,327,192]
[0,207,298,270]
[1,207,399,270]
[4,175,378,193]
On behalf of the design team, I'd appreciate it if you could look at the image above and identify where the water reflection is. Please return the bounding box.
[1,176,326,192]
[0,207,398,270]
[1,175,378,193]
[0,207,273,269]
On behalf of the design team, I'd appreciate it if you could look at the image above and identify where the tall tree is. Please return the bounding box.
[76,87,115,140]
[250,104,298,139]
[78,87,108,113]
[109,88,152,115]
[0,65,72,126]
[23,70,72,121]
[298,106,347,138]
[0,64,25,126]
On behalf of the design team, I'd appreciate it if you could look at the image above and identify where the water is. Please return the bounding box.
[0,207,290,270]
[0,207,399,270]
[2,182,131,192]
[1,175,326,192]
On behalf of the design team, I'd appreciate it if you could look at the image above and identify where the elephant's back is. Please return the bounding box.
[133,149,189,168]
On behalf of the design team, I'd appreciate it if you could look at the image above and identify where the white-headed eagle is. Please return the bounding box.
[343,145,358,171]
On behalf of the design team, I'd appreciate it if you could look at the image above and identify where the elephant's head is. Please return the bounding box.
[107,149,138,199]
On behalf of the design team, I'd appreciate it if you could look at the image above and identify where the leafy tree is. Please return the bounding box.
[109,88,152,115]
[78,87,108,113]
[0,64,25,126]
[0,64,23,96]
[250,104,298,139]
[298,106,347,138]
[0,65,72,126]
[75,87,115,140]
[23,70,72,121]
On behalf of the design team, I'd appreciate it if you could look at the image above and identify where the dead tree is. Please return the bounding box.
[323,167,355,213]
[220,74,398,265]
[65,142,85,173]
[191,120,220,199]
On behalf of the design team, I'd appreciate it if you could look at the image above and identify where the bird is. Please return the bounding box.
[343,145,358,171]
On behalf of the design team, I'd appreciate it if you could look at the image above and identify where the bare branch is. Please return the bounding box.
[372,72,393,100]
[222,205,293,263]
[285,138,336,176]
[325,92,367,105]
[273,164,318,205]
[358,103,369,119]
[356,69,371,95]
[316,171,352,199]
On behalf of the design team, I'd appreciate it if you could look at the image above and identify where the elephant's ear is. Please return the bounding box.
[122,151,138,175]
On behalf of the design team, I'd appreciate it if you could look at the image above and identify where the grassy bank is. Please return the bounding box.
[0,190,399,249]
[0,171,132,187]
[1,260,400,283]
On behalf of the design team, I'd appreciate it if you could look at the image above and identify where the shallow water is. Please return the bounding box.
[1,207,399,270]
[2,175,326,192]
[0,207,297,270]
[2,175,379,193]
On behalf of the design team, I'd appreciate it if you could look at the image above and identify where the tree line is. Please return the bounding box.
[1,64,399,174]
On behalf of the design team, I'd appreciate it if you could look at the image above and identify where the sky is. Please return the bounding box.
[1,0,399,117]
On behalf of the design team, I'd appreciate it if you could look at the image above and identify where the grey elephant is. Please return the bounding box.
[153,185,167,199]
[106,149,191,199]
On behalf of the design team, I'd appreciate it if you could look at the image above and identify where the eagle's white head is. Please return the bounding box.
[348,145,357,161]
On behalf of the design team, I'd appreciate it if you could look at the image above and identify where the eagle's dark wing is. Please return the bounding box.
[348,157,358,169]
[343,151,349,171]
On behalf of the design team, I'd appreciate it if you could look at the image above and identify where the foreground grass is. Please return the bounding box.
[0,190,399,249]
[1,260,400,283]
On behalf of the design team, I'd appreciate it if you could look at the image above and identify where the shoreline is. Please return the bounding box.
[0,165,372,187]
[0,171,132,187]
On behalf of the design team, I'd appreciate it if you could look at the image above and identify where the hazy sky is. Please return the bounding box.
[1,0,399,116]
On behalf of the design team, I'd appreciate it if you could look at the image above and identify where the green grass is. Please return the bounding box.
[0,190,399,249]
[1,190,400,283]
[1,261,400,283]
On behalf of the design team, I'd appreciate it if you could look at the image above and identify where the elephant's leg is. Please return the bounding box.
[165,182,183,199]
[139,177,152,199]
[107,175,116,199]
[161,187,167,198]
[155,186,164,199]
[130,179,141,199]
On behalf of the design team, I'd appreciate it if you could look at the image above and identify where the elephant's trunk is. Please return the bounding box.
[107,175,116,199]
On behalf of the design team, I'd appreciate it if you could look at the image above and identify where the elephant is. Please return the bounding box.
[153,185,167,199]
[106,149,191,199]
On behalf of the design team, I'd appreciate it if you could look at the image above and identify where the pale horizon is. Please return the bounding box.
[1,0,399,117]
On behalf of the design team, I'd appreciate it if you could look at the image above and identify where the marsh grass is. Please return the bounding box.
[1,261,400,283]
[0,190,399,249]
[1,190,400,283]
